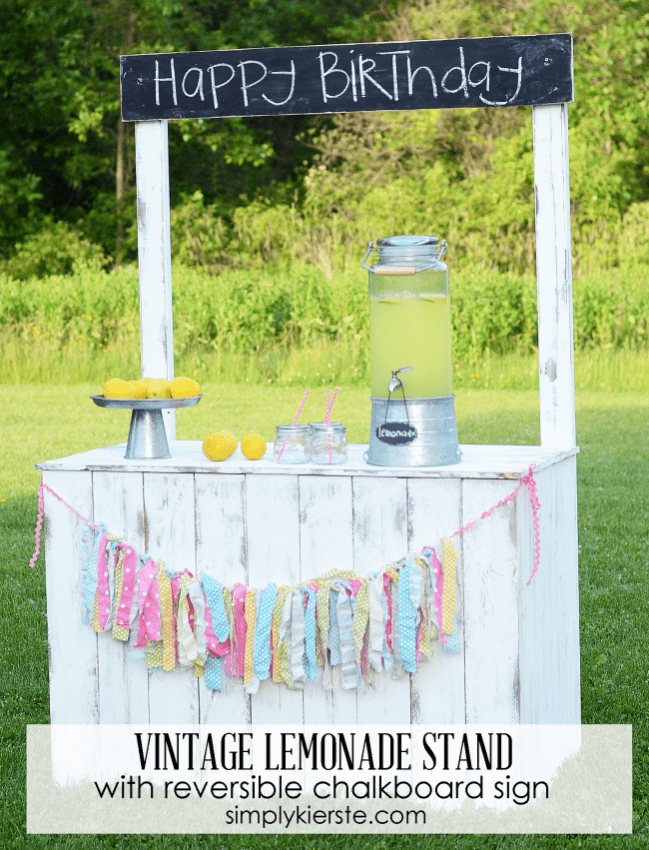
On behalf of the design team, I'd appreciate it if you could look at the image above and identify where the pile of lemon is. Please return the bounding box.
[103,376,200,399]
[203,431,266,462]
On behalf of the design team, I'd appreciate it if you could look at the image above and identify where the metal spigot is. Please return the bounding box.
[388,366,413,393]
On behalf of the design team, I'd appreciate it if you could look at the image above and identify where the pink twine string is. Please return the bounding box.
[29,477,99,568]
[277,389,310,461]
[30,463,542,583]
[449,464,541,584]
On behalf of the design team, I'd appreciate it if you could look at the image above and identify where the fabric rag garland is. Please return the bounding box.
[76,529,459,693]
[30,465,540,692]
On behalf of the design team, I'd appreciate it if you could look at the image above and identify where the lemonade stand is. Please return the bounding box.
[37,33,580,728]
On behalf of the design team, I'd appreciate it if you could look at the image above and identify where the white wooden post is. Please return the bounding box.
[135,119,175,439]
[532,103,576,448]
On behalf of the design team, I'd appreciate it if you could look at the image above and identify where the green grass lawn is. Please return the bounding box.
[1,384,648,848]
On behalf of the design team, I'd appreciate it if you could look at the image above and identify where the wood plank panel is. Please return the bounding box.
[143,472,199,723]
[194,474,250,724]
[298,476,357,724]
[517,462,539,722]
[351,475,411,724]
[555,455,581,723]
[92,471,149,724]
[462,478,521,724]
[246,474,304,724]
[407,478,465,724]
[43,470,97,726]
[520,457,580,722]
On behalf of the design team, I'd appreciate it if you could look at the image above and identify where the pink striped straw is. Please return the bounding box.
[292,389,310,425]
[324,387,339,425]
[324,387,339,462]
[277,389,310,461]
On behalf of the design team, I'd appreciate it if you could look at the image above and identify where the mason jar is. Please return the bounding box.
[274,424,310,464]
[308,422,347,465]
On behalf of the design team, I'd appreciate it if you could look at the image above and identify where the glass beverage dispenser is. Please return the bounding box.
[362,234,461,466]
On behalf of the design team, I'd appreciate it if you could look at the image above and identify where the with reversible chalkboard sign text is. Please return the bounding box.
[120,33,573,121]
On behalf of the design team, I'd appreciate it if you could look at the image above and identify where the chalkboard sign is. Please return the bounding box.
[121,33,573,121]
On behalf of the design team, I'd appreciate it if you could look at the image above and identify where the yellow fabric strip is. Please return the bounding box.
[353,584,370,661]
[271,587,289,683]
[112,548,129,642]
[92,589,101,632]
[157,567,175,671]
[441,537,457,634]
[147,643,163,668]
[243,589,256,687]
[317,568,367,583]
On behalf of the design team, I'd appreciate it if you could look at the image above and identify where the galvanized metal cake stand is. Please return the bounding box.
[91,395,202,459]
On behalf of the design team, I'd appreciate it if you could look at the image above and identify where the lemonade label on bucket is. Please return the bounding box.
[376,421,418,445]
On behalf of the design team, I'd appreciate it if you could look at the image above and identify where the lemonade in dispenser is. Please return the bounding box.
[362,235,461,467]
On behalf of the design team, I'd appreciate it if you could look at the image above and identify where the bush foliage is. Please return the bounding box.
[1,262,647,369]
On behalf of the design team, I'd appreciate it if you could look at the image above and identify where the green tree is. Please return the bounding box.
[0,0,398,267]
[241,0,649,274]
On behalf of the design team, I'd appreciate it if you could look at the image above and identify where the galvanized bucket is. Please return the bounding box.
[367,395,461,467]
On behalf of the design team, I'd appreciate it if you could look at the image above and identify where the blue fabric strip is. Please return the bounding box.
[302,586,317,681]
[83,524,105,622]
[205,654,222,690]
[202,574,230,642]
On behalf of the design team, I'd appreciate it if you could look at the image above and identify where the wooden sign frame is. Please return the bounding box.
[124,34,576,449]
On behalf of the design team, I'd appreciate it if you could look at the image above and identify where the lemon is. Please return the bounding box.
[147,378,171,399]
[129,380,148,398]
[104,378,136,399]
[203,432,236,462]
[170,376,200,398]
[140,377,154,388]
[241,434,266,460]
[218,430,237,456]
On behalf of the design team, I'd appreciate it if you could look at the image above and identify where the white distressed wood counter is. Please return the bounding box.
[38,442,580,727]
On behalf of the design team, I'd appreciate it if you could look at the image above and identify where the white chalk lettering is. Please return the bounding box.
[358,54,393,100]
[318,51,350,102]
[262,60,296,107]
[141,42,535,116]
[406,54,438,97]
[441,46,468,98]
[479,56,523,105]
[467,60,490,91]
[377,50,410,101]
[350,50,358,102]
[238,60,268,107]
[182,67,205,101]
[379,427,416,438]
[207,63,235,109]
[155,58,177,106]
